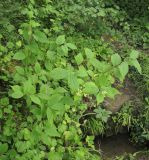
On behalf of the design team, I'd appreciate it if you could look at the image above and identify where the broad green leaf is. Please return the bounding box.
[77,78,84,85]
[131,59,142,74]
[35,62,41,73]
[96,93,105,104]
[61,96,73,105]
[47,50,56,61]
[87,70,94,77]
[54,87,67,94]
[130,50,139,59]
[13,51,25,60]
[30,95,41,106]
[83,82,99,94]
[96,74,110,87]
[105,87,120,99]
[16,41,22,47]
[46,124,60,137]
[119,61,129,79]
[30,107,42,120]
[75,53,84,65]
[15,66,24,75]
[50,68,67,80]
[48,94,63,106]
[68,71,79,92]
[56,35,65,45]
[41,133,51,146]
[0,143,8,154]
[15,141,26,153]
[77,66,88,77]
[11,85,24,99]
[111,54,121,66]
[11,91,23,99]
[28,42,40,53]
[23,80,36,95]
[33,30,49,43]
[50,103,65,113]
[23,128,31,140]
[89,58,101,70]
[66,43,77,50]
[90,59,111,72]
[84,48,94,59]
[48,152,62,160]
[61,45,68,56]
[47,108,54,124]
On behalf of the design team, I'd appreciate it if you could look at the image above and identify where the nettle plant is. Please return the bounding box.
[0,16,141,160]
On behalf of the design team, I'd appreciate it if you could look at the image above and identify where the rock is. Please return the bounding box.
[104,79,137,113]
[104,92,130,113]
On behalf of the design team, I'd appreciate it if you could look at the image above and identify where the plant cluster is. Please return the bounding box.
[0,0,149,160]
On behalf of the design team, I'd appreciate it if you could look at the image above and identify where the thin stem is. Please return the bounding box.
[81,112,96,118]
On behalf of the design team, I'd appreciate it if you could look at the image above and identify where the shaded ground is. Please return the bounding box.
[0,79,9,95]
[96,134,137,159]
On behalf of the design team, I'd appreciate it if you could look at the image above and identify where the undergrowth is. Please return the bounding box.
[0,0,149,160]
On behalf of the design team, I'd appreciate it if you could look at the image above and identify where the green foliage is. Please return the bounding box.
[0,0,148,159]
[114,0,149,19]
[112,103,133,133]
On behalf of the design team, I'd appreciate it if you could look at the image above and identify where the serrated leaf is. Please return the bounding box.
[33,30,48,43]
[97,74,110,87]
[51,103,65,113]
[48,94,63,106]
[47,108,54,124]
[130,50,139,59]
[83,82,99,94]
[23,80,36,95]
[30,95,41,106]
[56,35,65,45]
[84,48,94,59]
[54,87,67,94]
[35,62,41,73]
[47,50,56,60]
[75,53,83,65]
[48,152,62,160]
[50,68,67,80]
[90,58,111,72]
[13,51,25,60]
[119,61,129,79]
[77,66,88,77]
[68,71,79,92]
[46,124,60,137]
[61,96,73,105]
[111,54,121,66]
[66,43,77,50]
[61,45,68,56]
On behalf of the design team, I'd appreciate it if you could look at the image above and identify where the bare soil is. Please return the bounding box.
[96,134,137,159]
